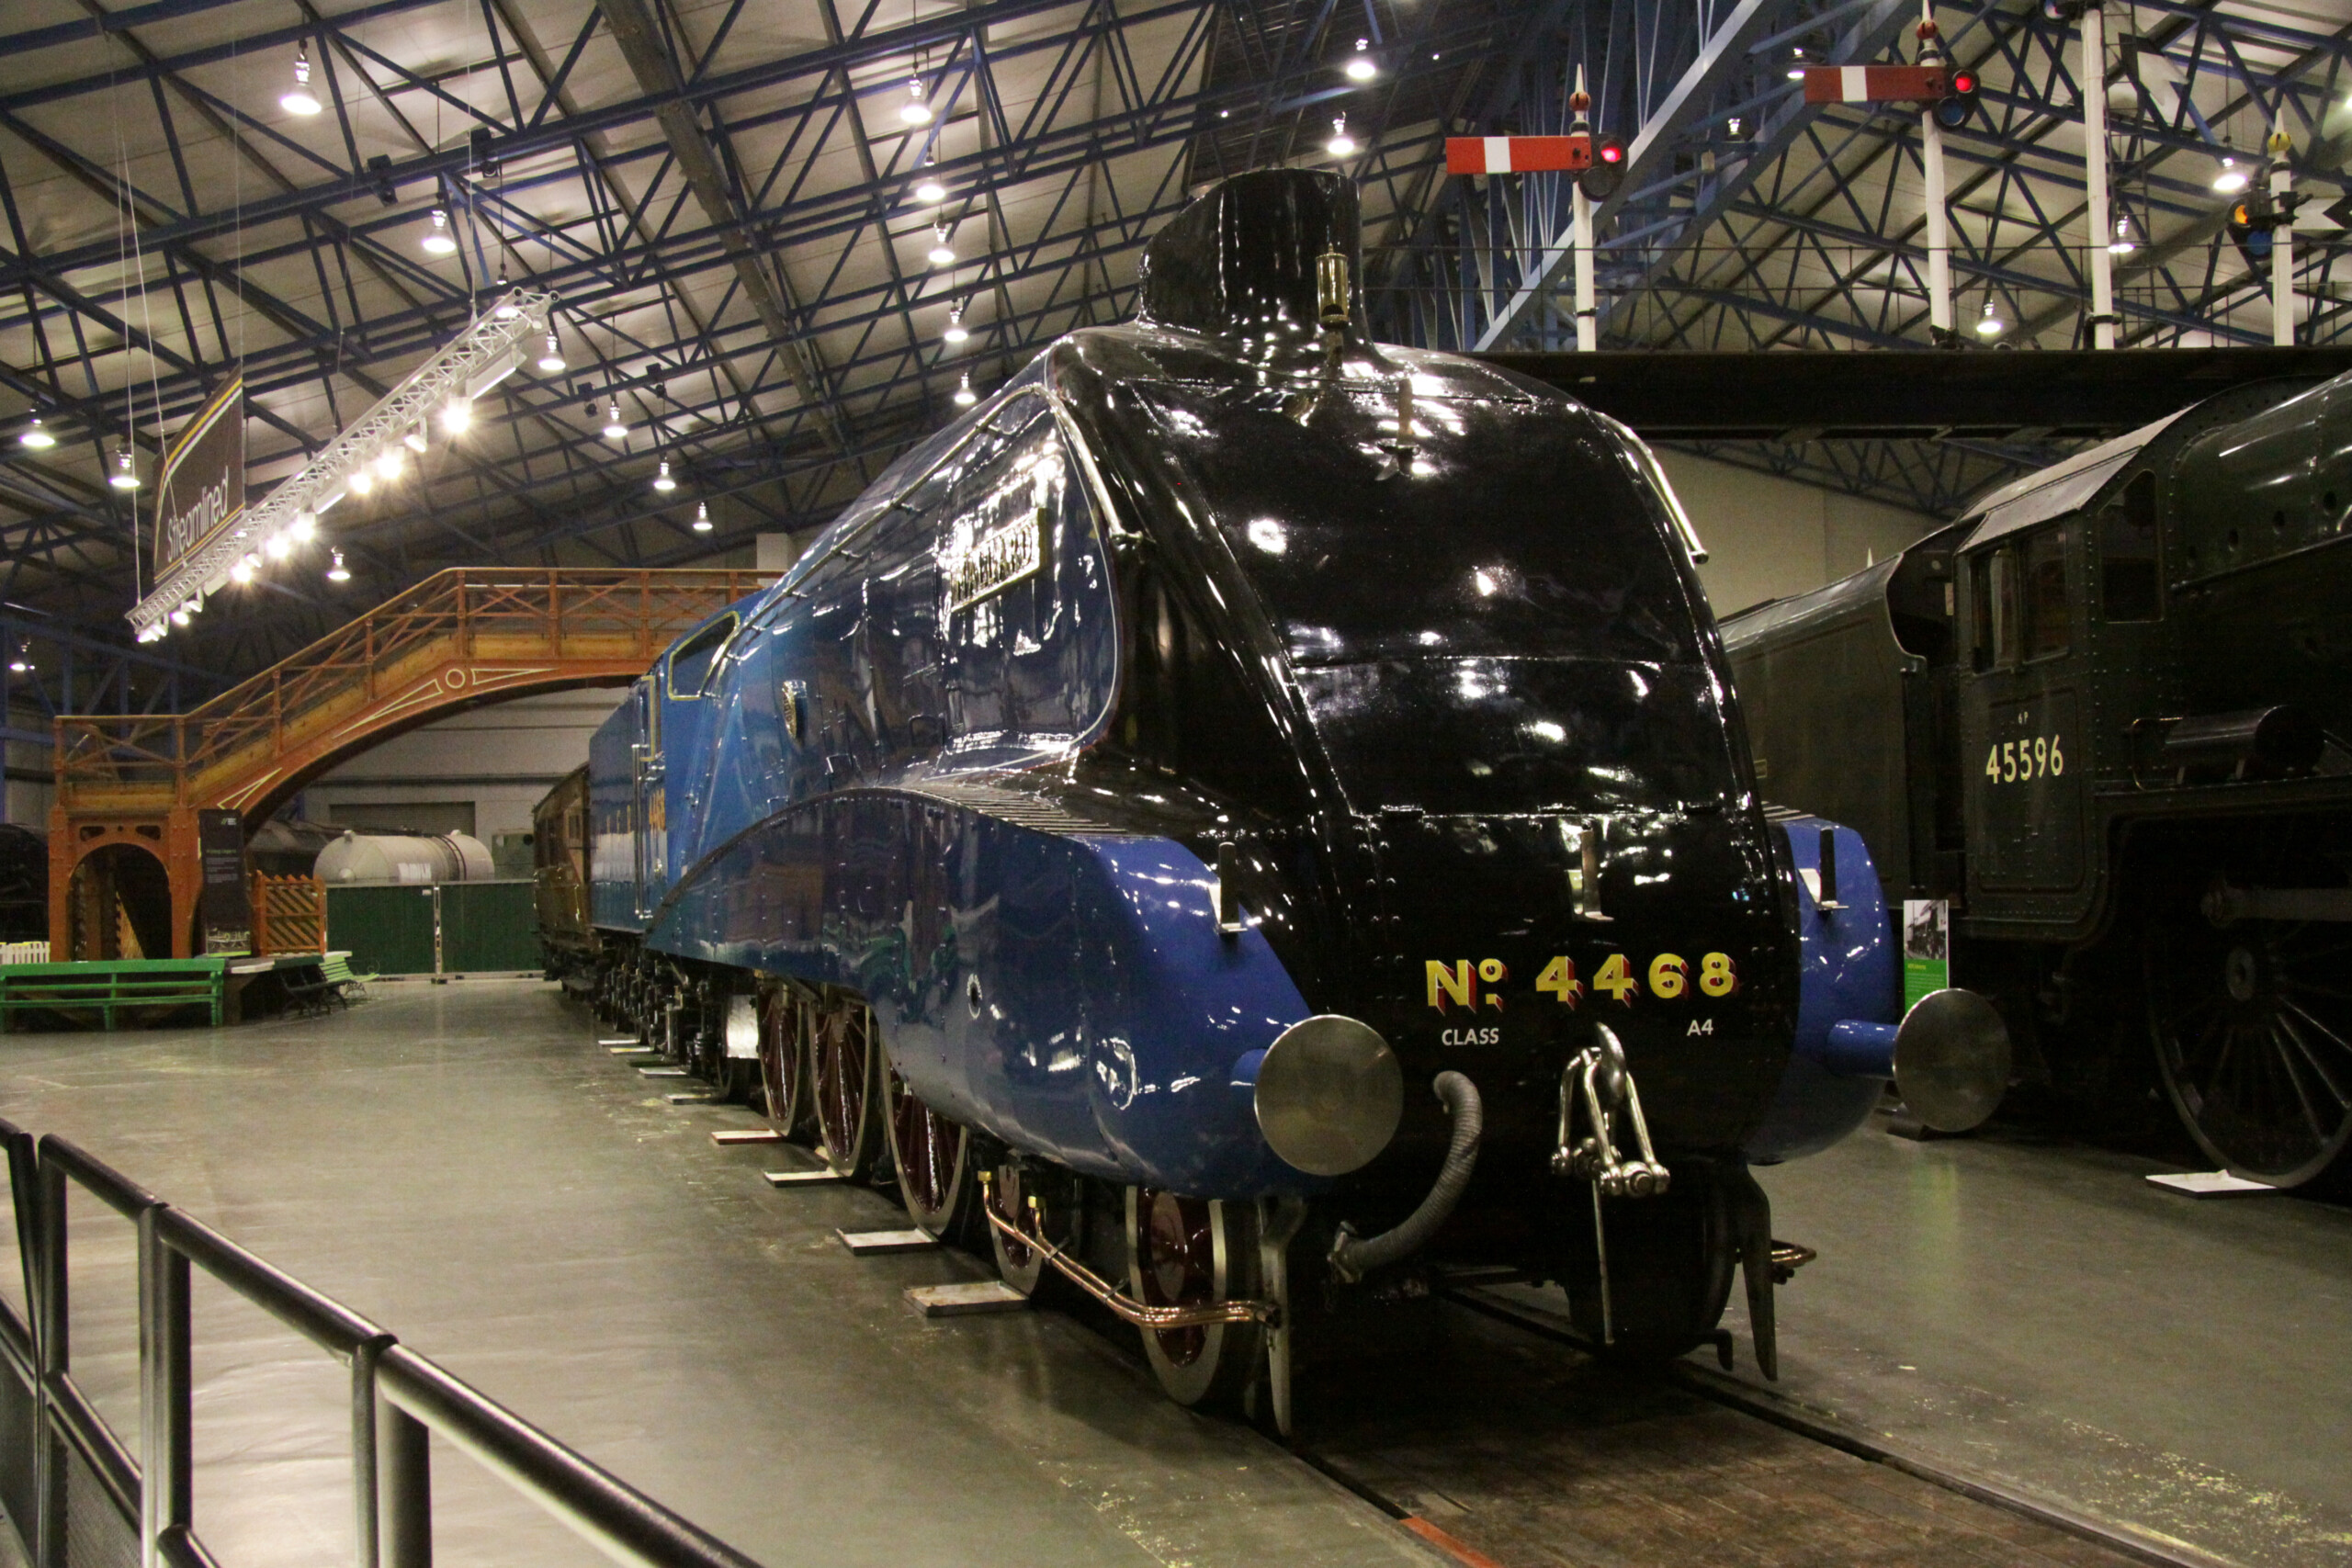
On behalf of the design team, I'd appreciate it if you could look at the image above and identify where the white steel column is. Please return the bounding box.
[2270,127,2296,346]
[2080,4,2115,348]
[1573,186,1597,351]
[1922,110,1951,337]
[1920,5,1951,338]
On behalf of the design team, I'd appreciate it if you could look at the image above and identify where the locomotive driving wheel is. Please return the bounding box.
[883,1064,970,1237]
[810,998,884,1179]
[756,987,807,1136]
[1125,1188,1264,1409]
[986,1159,1075,1299]
[2147,912,2352,1187]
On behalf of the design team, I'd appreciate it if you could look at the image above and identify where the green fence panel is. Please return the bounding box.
[444,881,540,973]
[325,886,438,976]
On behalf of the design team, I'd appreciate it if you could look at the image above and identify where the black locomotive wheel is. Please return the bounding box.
[811,998,884,1179]
[1562,1171,1738,1365]
[756,988,807,1135]
[1126,1188,1263,1409]
[2147,916,2352,1186]
[884,1065,970,1237]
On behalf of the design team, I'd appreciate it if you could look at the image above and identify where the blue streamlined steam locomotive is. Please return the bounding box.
[547,170,2005,1427]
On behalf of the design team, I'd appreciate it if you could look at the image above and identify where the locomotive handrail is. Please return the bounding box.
[975,1173,1275,1329]
[0,1124,774,1568]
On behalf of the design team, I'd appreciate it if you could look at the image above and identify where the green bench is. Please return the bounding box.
[0,959,228,1031]
[286,952,372,1015]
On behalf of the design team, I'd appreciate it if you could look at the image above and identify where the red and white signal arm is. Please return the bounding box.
[1446,135,1595,175]
[1803,64,1954,104]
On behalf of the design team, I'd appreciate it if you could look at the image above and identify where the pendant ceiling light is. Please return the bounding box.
[281,48,322,116]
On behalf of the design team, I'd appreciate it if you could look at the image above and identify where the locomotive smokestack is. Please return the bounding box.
[1138,170,1365,343]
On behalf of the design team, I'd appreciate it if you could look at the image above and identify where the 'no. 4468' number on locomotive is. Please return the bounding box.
[1984,733,2063,784]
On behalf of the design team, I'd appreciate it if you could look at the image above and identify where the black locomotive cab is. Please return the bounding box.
[1727,372,2352,1188]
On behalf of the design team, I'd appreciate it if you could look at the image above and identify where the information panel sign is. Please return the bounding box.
[153,374,246,576]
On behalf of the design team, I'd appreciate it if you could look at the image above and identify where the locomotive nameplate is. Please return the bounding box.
[944,504,1046,612]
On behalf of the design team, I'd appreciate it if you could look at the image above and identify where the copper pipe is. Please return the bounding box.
[976,1175,1276,1330]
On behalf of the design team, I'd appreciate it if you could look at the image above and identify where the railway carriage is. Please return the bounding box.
[541,170,2000,1424]
[1724,374,2352,1187]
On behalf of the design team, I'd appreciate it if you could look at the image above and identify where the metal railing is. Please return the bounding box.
[0,1118,768,1568]
[58,568,768,810]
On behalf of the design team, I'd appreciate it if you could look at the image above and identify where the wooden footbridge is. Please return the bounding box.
[51,569,764,960]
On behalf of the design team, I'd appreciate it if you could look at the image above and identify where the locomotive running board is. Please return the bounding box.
[977,1176,1278,1330]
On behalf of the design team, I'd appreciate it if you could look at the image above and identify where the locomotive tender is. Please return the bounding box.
[537,170,1998,1423]
[1724,372,2352,1188]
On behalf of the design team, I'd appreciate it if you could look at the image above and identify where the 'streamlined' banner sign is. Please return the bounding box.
[153,373,246,577]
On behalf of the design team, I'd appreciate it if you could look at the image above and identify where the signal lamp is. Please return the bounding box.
[110,447,139,490]
[1577,138,1626,200]
[692,502,713,532]
[1934,69,1980,129]
[281,48,321,116]
[327,550,352,582]
[17,417,54,450]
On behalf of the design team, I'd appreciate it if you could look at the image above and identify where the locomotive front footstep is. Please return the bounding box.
[527,166,2018,1433]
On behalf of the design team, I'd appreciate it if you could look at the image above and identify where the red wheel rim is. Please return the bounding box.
[891,1075,962,1219]
[1135,1189,1215,1367]
[814,1004,868,1161]
[757,990,796,1130]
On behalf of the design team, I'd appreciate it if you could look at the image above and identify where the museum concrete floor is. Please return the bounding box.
[0,980,2343,1568]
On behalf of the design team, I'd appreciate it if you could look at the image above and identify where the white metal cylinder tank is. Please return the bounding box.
[313,830,494,886]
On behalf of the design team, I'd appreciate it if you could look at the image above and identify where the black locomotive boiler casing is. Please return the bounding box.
[1724,374,2352,1186]
[578,171,1926,1408]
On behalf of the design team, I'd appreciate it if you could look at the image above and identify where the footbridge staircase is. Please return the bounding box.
[50,568,765,959]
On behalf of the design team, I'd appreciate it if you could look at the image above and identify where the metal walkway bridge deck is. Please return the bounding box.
[49,568,763,959]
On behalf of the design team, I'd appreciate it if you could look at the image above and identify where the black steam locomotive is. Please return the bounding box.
[528,170,1997,1427]
[1724,374,2352,1187]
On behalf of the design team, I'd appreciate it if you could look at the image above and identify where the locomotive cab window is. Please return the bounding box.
[666,614,738,698]
[2098,472,2161,622]
[1968,523,2072,669]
